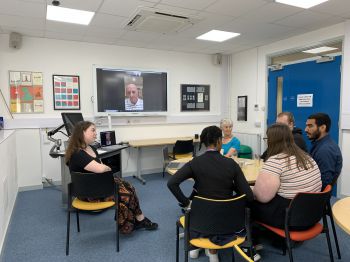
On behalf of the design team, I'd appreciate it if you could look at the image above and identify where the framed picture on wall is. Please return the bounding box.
[181,84,210,111]
[53,75,80,110]
[237,95,247,121]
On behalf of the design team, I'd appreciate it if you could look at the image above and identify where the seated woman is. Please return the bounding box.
[252,123,322,229]
[65,121,158,234]
[220,118,241,157]
[167,125,254,262]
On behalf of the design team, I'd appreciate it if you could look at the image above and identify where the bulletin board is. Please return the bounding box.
[181,84,210,111]
[9,71,44,113]
[53,75,80,110]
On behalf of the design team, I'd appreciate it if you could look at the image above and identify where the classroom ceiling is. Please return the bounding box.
[0,0,350,55]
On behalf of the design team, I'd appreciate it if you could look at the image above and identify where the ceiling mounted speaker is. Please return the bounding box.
[212,53,222,65]
[9,32,22,49]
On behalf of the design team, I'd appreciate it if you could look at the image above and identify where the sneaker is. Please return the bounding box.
[242,247,261,262]
[189,248,201,259]
[135,217,158,230]
[205,249,219,262]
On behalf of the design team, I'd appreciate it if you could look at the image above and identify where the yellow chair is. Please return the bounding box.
[66,171,119,255]
[176,195,254,262]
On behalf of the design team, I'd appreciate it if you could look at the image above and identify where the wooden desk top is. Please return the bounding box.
[129,136,199,147]
[332,197,350,235]
[167,157,261,184]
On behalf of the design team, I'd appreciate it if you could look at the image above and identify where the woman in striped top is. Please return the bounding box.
[252,123,321,229]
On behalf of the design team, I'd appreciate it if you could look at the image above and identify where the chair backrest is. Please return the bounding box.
[174,139,194,155]
[287,185,331,228]
[238,145,252,159]
[188,195,247,235]
[70,171,115,199]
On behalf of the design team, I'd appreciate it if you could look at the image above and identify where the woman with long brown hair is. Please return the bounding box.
[65,121,158,234]
[252,123,321,229]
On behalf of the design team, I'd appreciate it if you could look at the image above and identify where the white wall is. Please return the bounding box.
[0,34,229,187]
[0,130,18,254]
[231,22,350,196]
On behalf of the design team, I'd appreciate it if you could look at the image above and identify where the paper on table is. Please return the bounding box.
[97,149,107,154]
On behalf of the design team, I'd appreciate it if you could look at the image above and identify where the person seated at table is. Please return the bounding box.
[65,121,158,234]
[167,125,254,262]
[220,118,241,157]
[252,123,321,229]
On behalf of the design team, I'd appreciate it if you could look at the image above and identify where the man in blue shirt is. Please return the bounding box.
[305,113,342,189]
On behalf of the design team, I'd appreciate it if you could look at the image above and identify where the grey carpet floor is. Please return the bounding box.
[1,173,349,262]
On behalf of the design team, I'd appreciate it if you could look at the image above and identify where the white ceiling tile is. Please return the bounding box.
[45,31,84,41]
[114,39,149,48]
[45,20,88,34]
[45,0,104,12]
[90,13,128,29]
[82,35,118,45]
[99,0,155,17]
[119,30,160,43]
[311,0,350,16]
[159,0,217,11]
[273,10,334,29]
[0,0,46,18]
[0,14,45,30]
[1,26,45,37]
[153,4,200,16]
[84,26,124,38]
[204,0,268,17]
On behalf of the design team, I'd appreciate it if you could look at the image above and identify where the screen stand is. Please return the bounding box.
[107,114,112,130]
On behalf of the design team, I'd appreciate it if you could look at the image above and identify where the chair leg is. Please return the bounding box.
[116,210,119,252]
[324,221,334,262]
[328,205,341,259]
[231,248,235,262]
[66,210,70,256]
[76,211,80,232]
[162,167,165,178]
[176,223,179,262]
[285,237,293,262]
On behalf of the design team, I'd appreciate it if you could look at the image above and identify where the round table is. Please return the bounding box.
[332,197,350,235]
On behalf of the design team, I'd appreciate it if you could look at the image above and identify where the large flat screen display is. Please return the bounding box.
[94,66,168,116]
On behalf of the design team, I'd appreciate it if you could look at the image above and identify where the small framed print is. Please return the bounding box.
[237,95,248,121]
[53,75,80,110]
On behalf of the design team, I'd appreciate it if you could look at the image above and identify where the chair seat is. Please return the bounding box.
[257,222,323,241]
[169,153,193,159]
[72,198,115,211]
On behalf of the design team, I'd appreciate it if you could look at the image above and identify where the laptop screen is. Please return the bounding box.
[100,131,116,147]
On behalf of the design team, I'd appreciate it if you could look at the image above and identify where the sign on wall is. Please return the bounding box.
[9,71,44,113]
[181,84,210,111]
[297,94,313,107]
[53,75,80,110]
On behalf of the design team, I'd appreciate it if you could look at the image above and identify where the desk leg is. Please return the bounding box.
[60,157,70,209]
[133,147,146,185]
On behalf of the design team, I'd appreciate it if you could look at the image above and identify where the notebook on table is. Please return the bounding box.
[167,162,186,170]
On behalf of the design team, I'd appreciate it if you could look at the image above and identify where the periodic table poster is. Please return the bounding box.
[53,75,80,110]
[181,84,210,111]
[9,71,44,113]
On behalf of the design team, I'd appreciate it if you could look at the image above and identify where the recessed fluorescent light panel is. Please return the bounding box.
[275,0,329,9]
[46,5,95,25]
[302,46,338,54]
[196,30,240,42]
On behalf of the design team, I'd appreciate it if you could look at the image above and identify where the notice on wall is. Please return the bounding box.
[181,84,210,111]
[297,94,313,107]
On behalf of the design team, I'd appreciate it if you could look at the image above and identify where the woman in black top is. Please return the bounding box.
[65,121,157,234]
[167,125,253,261]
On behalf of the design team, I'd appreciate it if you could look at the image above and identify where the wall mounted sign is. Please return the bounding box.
[53,75,80,110]
[9,71,44,113]
[237,95,248,121]
[297,94,313,107]
[181,84,210,111]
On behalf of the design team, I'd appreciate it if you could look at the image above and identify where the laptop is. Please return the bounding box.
[100,131,116,147]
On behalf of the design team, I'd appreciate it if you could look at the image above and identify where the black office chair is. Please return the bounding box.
[256,185,334,262]
[66,171,119,255]
[326,175,341,259]
[176,195,254,262]
[170,139,194,160]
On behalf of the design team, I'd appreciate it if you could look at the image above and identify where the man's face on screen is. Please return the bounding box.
[126,84,139,104]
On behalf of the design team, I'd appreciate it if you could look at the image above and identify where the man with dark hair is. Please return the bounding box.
[261,111,307,160]
[305,113,342,188]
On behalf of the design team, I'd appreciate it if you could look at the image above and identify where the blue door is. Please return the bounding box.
[267,56,341,150]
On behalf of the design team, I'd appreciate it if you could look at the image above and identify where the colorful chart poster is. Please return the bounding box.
[53,75,80,110]
[9,71,44,113]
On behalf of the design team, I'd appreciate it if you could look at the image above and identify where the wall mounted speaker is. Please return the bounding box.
[212,53,222,65]
[9,32,22,49]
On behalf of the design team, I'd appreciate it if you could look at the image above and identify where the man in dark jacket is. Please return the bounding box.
[261,112,307,160]
[305,113,342,188]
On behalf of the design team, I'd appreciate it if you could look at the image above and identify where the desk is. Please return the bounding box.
[51,144,127,208]
[167,157,261,184]
[129,136,199,184]
[332,197,350,235]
